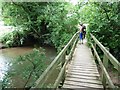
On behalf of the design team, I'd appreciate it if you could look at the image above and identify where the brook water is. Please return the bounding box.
[0,46,57,87]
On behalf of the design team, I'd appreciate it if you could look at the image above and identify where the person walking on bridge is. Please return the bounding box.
[79,23,86,44]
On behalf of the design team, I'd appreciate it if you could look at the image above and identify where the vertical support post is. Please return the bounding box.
[94,43,97,59]
[118,67,120,90]
[118,66,120,88]
[102,47,109,89]
[69,41,74,60]
[59,52,66,87]
[61,53,65,67]
[62,63,66,87]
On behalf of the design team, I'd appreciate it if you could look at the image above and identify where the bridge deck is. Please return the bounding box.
[63,40,103,89]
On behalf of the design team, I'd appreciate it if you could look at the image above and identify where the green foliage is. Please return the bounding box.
[2,2,119,58]
[1,2,79,52]
[1,1,120,88]
[1,48,47,88]
[78,2,120,61]
[1,27,26,47]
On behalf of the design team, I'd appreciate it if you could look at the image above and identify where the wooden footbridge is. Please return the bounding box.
[31,32,120,89]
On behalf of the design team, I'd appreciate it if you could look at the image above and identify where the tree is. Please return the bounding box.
[78,2,120,61]
[1,48,47,88]
[1,2,79,52]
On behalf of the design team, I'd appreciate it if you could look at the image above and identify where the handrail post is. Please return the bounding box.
[58,52,66,88]
[93,43,96,59]
[62,52,66,81]
[102,47,109,89]
[61,53,66,67]
[90,34,96,59]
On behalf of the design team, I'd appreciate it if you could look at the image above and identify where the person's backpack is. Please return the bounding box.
[81,25,86,32]
[82,25,86,29]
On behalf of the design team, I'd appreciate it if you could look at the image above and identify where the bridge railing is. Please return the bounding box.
[31,31,79,88]
[90,33,120,89]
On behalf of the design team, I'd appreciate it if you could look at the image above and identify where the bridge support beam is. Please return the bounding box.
[102,47,109,89]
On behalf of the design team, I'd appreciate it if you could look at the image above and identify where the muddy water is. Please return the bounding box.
[0,46,57,83]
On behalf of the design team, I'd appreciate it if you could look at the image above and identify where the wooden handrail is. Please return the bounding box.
[53,34,78,88]
[90,33,120,89]
[91,43,115,88]
[31,31,79,88]
[90,34,120,71]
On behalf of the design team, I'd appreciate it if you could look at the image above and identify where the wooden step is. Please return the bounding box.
[69,65,98,70]
[69,67,98,72]
[65,77,102,85]
[64,80,103,88]
[63,84,86,88]
[67,71,100,77]
[68,69,99,74]
[66,74,99,80]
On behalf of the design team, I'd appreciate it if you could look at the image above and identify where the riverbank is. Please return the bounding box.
[0,43,6,49]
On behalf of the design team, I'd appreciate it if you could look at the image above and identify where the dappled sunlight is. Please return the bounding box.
[0,55,9,80]
[0,23,14,37]
[70,0,79,5]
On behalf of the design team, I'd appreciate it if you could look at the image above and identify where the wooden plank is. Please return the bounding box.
[67,71,100,77]
[63,84,86,88]
[69,66,98,70]
[72,61,96,63]
[69,67,98,72]
[70,67,98,70]
[66,74,99,80]
[71,63,97,66]
[68,69,99,74]
[64,80,103,88]
[71,61,96,66]
[70,64,97,67]
[69,63,97,66]
[69,70,99,74]
[65,77,102,84]
[69,65,98,72]
[72,62,96,64]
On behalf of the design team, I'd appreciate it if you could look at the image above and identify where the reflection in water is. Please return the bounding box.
[0,56,9,80]
[0,46,57,81]
[0,51,11,80]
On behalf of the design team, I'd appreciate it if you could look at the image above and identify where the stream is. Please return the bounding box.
[0,46,57,87]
